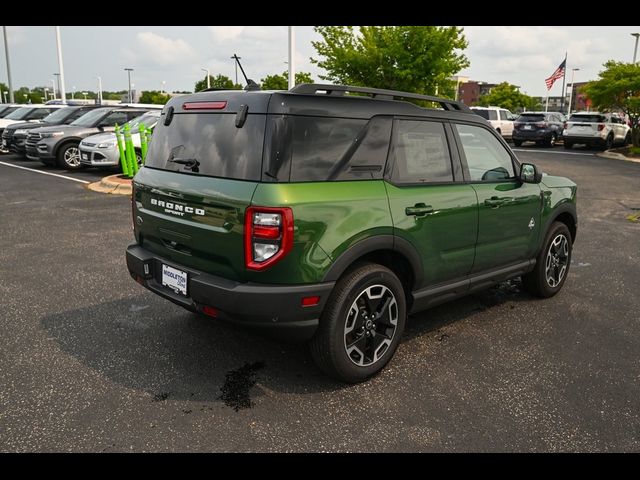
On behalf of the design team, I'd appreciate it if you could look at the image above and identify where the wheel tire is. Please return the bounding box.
[624,132,632,146]
[309,263,407,383]
[564,141,573,150]
[56,143,83,170]
[513,139,523,147]
[546,134,557,148]
[602,135,613,151]
[522,221,572,298]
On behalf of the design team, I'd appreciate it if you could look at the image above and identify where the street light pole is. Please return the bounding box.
[288,26,296,90]
[54,26,67,104]
[632,33,640,64]
[2,26,14,103]
[125,68,134,103]
[51,79,57,100]
[200,68,210,89]
[96,76,103,105]
[567,68,579,115]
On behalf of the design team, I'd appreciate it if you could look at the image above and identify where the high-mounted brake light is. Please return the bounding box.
[244,207,294,271]
[183,101,227,111]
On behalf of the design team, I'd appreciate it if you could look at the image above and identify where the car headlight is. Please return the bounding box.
[40,132,65,138]
[97,142,116,148]
[14,129,28,135]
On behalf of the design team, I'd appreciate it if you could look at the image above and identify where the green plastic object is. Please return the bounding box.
[115,125,129,177]
[124,123,137,177]
[139,124,148,163]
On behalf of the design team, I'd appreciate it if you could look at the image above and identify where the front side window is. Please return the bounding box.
[455,124,515,182]
[390,120,453,183]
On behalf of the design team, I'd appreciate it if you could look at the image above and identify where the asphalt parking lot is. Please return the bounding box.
[1,147,639,452]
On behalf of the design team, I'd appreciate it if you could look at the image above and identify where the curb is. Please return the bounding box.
[596,151,640,165]
[87,174,132,195]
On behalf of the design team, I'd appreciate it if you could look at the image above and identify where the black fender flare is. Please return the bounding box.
[540,202,577,250]
[322,235,423,288]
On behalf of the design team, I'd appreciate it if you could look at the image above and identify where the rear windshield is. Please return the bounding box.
[569,114,605,123]
[144,113,265,181]
[473,110,498,121]
[517,114,545,122]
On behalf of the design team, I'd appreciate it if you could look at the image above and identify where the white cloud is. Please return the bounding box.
[209,26,245,42]
[133,32,196,67]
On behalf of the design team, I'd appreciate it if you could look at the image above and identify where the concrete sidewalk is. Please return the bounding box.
[87,174,132,195]
[597,149,640,164]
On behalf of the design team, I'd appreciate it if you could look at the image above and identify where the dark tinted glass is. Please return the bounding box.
[473,110,498,121]
[569,114,605,123]
[289,117,366,182]
[145,113,265,181]
[27,108,54,120]
[517,114,545,122]
[390,120,453,183]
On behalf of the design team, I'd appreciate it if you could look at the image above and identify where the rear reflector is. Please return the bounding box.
[183,101,227,111]
[302,296,321,307]
[202,306,218,318]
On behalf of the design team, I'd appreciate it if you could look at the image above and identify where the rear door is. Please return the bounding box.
[453,122,542,273]
[134,99,267,282]
[499,110,513,137]
[385,119,478,288]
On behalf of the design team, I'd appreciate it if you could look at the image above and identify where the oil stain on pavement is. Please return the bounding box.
[219,362,265,411]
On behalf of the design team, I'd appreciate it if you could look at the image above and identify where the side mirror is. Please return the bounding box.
[520,163,542,184]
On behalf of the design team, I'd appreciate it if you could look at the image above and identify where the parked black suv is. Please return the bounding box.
[2,105,101,155]
[512,111,565,147]
[27,107,149,169]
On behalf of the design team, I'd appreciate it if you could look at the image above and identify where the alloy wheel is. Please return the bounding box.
[545,234,569,288]
[64,147,80,167]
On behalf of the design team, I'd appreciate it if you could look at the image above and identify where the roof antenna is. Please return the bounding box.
[232,54,261,91]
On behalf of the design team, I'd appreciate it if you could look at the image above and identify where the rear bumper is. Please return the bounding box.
[512,130,554,141]
[563,135,605,146]
[126,243,334,341]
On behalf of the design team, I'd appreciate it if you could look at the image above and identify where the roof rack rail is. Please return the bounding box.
[289,83,471,113]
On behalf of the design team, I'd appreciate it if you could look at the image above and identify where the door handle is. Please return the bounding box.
[405,203,434,217]
[484,196,511,208]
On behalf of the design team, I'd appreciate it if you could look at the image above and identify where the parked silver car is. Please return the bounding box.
[79,110,160,168]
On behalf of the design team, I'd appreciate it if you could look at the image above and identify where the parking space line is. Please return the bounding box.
[0,161,90,184]
[512,149,595,156]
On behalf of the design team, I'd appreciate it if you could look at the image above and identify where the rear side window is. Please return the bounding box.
[455,124,514,181]
[145,113,265,181]
[389,120,453,183]
[500,110,509,120]
[473,110,498,121]
[289,117,366,182]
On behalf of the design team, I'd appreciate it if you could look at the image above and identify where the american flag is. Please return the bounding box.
[545,59,566,90]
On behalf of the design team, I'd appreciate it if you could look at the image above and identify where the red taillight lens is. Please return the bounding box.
[202,306,218,318]
[513,122,521,130]
[244,206,294,271]
[563,122,568,129]
[183,101,227,110]
[302,296,320,307]
[598,123,605,131]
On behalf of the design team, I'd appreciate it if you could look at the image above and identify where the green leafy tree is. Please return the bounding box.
[194,74,241,93]
[582,60,640,147]
[478,82,538,112]
[0,82,9,102]
[260,71,314,90]
[311,26,469,98]
[140,90,171,105]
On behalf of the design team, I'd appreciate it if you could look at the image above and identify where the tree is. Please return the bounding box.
[140,90,171,105]
[260,71,314,90]
[0,82,8,102]
[582,61,640,147]
[194,74,241,93]
[311,26,469,98]
[478,82,538,112]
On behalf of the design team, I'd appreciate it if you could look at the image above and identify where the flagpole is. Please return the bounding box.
[545,93,549,112]
[560,52,567,113]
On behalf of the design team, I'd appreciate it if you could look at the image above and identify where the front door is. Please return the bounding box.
[453,123,542,273]
[385,119,478,289]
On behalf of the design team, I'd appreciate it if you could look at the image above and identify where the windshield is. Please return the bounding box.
[43,108,74,124]
[4,107,34,120]
[569,114,605,123]
[70,108,110,127]
[517,114,545,122]
[145,113,265,181]
[127,112,159,133]
[0,106,19,118]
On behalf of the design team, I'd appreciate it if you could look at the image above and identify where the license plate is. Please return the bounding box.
[162,264,188,296]
[524,125,532,130]
[81,153,88,160]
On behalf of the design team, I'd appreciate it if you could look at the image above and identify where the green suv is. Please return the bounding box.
[126,84,577,383]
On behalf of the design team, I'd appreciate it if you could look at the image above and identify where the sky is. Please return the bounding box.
[1,26,639,98]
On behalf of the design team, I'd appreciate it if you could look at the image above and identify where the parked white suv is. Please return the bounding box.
[563,112,631,150]
[470,106,515,140]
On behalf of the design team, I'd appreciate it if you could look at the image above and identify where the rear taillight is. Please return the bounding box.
[598,123,605,131]
[513,122,521,130]
[563,122,567,129]
[244,206,294,271]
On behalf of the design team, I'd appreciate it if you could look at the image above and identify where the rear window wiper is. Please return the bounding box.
[169,157,200,172]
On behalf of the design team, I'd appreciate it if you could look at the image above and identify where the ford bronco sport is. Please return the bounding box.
[126,84,577,383]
